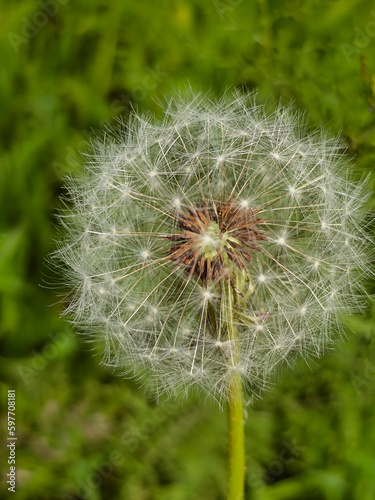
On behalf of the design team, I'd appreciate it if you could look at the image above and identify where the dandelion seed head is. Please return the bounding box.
[54,91,372,404]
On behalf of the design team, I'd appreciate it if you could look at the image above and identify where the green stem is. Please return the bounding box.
[226,286,245,500]
[227,370,245,500]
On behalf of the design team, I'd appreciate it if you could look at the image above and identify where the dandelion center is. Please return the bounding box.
[166,198,266,282]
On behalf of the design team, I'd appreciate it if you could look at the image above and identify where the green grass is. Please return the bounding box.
[1,0,375,498]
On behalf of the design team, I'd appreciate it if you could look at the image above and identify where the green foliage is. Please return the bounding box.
[0,0,374,498]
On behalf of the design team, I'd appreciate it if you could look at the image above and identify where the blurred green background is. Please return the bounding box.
[1,0,375,499]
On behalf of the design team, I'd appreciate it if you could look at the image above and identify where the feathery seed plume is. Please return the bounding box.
[54,91,371,403]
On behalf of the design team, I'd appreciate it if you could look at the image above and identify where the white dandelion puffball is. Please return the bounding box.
[57,92,371,403]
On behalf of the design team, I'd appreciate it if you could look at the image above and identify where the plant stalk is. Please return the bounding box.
[226,285,245,500]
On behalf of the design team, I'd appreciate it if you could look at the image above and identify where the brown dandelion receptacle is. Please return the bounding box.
[165,198,267,283]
